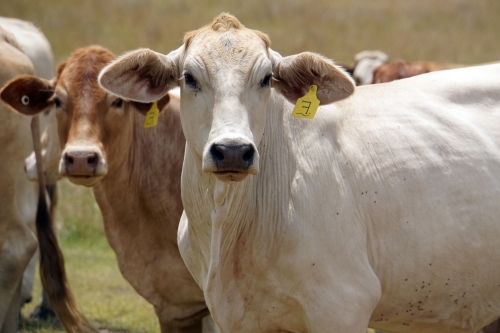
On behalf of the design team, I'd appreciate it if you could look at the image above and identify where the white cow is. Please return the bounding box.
[0,17,61,320]
[352,50,389,85]
[99,13,500,333]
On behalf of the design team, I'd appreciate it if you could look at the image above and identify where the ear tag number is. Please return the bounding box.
[291,85,320,119]
[144,101,159,128]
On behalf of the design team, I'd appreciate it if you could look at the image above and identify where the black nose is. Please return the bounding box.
[210,143,255,171]
[63,151,99,176]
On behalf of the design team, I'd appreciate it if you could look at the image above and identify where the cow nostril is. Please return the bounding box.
[210,145,225,162]
[87,155,98,167]
[65,154,74,166]
[242,148,254,162]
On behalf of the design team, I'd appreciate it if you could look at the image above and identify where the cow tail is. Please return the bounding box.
[31,116,97,333]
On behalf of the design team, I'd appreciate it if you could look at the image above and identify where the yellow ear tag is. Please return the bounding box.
[291,85,320,119]
[143,101,160,128]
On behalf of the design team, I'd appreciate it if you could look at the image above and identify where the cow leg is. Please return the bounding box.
[0,221,37,332]
[160,321,202,333]
[2,282,22,333]
[20,248,38,307]
[29,289,56,321]
[201,315,218,333]
[157,307,214,333]
[159,315,217,333]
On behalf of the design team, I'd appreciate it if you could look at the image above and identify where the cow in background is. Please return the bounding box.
[372,59,465,83]
[0,22,93,333]
[0,16,61,322]
[352,50,389,85]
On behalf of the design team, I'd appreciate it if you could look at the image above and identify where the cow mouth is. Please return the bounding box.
[213,170,249,182]
[66,175,102,187]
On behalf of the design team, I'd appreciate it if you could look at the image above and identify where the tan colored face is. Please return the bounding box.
[52,47,130,186]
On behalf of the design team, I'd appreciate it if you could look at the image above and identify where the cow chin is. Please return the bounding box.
[213,171,250,182]
[66,175,102,187]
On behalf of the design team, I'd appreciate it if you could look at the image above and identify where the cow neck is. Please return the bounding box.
[183,92,300,308]
[95,104,184,233]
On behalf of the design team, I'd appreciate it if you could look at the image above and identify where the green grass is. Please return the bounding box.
[19,180,159,333]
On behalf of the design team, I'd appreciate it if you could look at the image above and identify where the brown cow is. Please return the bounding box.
[372,59,465,84]
[1,46,214,333]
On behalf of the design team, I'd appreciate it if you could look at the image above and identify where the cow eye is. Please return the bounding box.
[260,74,272,88]
[54,97,61,108]
[111,98,123,108]
[183,73,198,89]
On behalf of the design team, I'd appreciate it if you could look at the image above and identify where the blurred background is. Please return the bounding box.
[2,0,500,332]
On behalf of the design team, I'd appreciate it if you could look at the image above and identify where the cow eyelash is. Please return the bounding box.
[260,74,272,88]
[183,73,199,89]
[111,98,123,108]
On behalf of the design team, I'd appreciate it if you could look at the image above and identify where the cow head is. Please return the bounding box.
[99,13,355,183]
[1,46,171,187]
[352,50,390,85]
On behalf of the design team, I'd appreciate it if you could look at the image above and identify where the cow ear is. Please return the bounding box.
[272,52,355,105]
[98,48,179,103]
[130,92,171,116]
[0,75,55,116]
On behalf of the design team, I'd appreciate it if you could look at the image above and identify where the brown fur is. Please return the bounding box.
[372,59,466,84]
[53,46,207,332]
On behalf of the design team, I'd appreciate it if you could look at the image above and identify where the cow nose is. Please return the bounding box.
[63,151,99,176]
[210,143,255,170]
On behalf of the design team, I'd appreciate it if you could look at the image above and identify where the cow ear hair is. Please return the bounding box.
[98,48,179,103]
[271,51,355,105]
[0,75,55,116]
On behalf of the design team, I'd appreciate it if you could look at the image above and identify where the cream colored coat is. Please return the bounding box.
[0,26,38,333]
[98,14,500,333]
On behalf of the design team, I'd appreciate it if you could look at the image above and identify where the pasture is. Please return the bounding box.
[3,0,500,332]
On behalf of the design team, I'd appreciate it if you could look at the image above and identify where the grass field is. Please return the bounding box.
[3,0,500,332]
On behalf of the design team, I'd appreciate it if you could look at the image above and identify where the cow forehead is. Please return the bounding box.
[182,20,271,79]
[183,30,271,86]
[58,47,114,103]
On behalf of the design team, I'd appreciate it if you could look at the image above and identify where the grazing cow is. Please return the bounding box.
[0,16,61,321]
[1,46,214,333]
[372,59,465,84]
[98,13,500,333]
[352,50,389,85]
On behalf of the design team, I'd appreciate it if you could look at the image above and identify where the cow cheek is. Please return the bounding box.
[55,111,71,148]
[180,101,213,158]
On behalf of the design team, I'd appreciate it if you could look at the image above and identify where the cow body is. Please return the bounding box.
[1,46,213,333]
[0,27,39,333]
[373,59,466,84]
[0,17,60,320]
[98,14,500,333]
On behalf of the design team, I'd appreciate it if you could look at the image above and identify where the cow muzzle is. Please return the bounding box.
[203,140,259,182]
[59,147,107,186]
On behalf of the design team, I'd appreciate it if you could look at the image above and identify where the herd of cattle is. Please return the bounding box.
[1,12,500,333]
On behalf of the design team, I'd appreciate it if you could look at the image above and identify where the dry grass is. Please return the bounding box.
[4,0,500,332]
[3,0,500,64]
